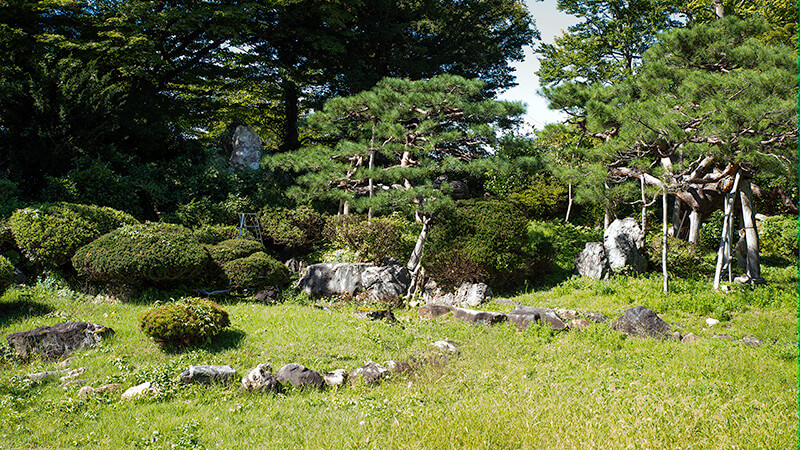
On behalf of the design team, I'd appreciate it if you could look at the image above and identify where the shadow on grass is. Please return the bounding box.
[0,297,55,328]
[161,328,247,355]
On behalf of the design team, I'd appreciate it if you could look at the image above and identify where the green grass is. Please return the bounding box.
[1,265,797,449]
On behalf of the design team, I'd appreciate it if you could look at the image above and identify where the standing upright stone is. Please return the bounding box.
[604,218,647,272]
[574,242,611,280]
[230,125,261,170]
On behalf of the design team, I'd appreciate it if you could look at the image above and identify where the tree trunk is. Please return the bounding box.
[687,210,701,244]
[368,124,376,222]
[282,78,300,151]
[406,215,431,297]
[640,176,647,234]
[739,180,763,282]
[343,201,350,215]
[670,197,682,237]
[565,182,573,223]
[662,191,668,293]
[713,171,741,290]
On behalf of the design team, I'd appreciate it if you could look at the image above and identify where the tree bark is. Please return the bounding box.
[565,182,573,223]
[640,176,647,234]
[670,197,682,237]
[662,191,668,293]
[739,180,763,282]
[713,171,740,290]
[406,216,430,273]
[687,210,701,244]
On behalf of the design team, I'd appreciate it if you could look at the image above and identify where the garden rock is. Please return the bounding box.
[422,281,492,307]
[59,367,86,382]
[611,306,671,339]
[418,305,454,319]
[61,379,88,389]
[432,340,458,354]
[78,383,121,398]
[230,125,261,170]
[506,306,567,331]
[741,336,762,347]
[122,382,153,400]
[242,364,280,393]
[253,288,280,303]
[705,318,720,327]
[604,218,647,272]
[354,308,396,322]
[350,361,389,384]
[179,365,236,385]
[6,322,114,360]
[585,312,607,323]
[556,309,577,321]
[453,308,507,325]
[322,369,348,387]
[27,369,67,381]
[275,363,324,389]
[682,333,702,343]
[567,318,592,331]
[296,262,410,300]
[284,258,308,275]
[574,242,610,280]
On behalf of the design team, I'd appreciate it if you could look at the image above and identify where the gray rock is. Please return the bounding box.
[242,364,280,392]
[284,258,308,275]
[6,322,114,360]
[82,383,122,398]
[179,365,236,385]
[432,340,458,354]
[275,363,324,389]
[296,262,410,300]
[574,242,610,280]
[26,369,67,381]
[453,308,507,325]
[253,287,280,303]
[77,386,95,398]
[556,309,578,321]
[122,382,153,400]
[418,305,454,319]
[61,378,88,389]
[705,318,720,327]
[611,306,671,339]
[567,318,592,331]
[230,125,261,170]
[59,367,86,382]
[322,369,348,387]
[354,308,396,322]
[56,357,75,369]
[507,306,567,331]
[423,281,492,308]
[741,336,762,347]
[585,312,607,323]
[682,333,702,343]
[604,218,647,272]
[350,361,389,384]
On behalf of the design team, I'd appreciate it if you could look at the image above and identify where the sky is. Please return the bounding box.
[497,0,580,132]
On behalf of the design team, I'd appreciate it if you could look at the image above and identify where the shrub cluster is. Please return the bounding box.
[324,214,418,263]
[0,255,13,295]
[72,223,208,285]
[425,199,532,290]
[759,215,799,260]
[8,202,138,267]
[139,297,230,346]
[222,251,289,290]
[260,205,326,250]
[207,239,265,266]
[645,232,714,279]
[525,220,603,270]
[193,224,241,244]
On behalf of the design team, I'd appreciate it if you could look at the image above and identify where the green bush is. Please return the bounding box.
[193,225,241,244]
[8,203,138,268]
[72,223,208,285]
[43,162,142,217]
[0,179,21,219]
[324,213,419,263]
[222,252,289,290]
[759,215,799,259]
[526,220,603,270]
[645,232,714,279]
[139,297,230,346]
[0,255,13,294]
[260,205,326,250]
[425,199,532,289]
[174,194,257,228]
[207,239,265,266]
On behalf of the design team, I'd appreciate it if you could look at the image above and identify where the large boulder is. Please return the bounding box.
[604,218,647,272]
[229,125,261,170]
[422,281,492,307]
[295,262,410,300]
[574,242,610,280]
[506,306,567,331]
[6,322,114,360]
[453,308,507,325]
[350,361,389,385]
[611,306,671,339]
[275,363,324,389]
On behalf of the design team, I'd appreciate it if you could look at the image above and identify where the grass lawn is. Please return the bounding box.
[1,264,797,449]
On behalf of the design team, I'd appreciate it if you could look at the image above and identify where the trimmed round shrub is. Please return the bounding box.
[139,297,230,345]
[223,252,289,290]
[759,215,799,259]
[8,202,138,267]
[0,255,13,295]
[259,205,326,250]
[72,223,208,285]
[526,220,603,270]
[193,225,241,244]
[207,239,265,266]
[645,232,714,279]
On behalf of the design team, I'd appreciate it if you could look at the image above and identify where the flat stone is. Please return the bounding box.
[6,322,114,360]
[611,306,671,339]
[506,306,567,331]
[122,381,153,400]
[432,340,458,354]
[741,336,762,347]
[712,334,734,340]
[354,308,396,321]
[26,369,67,381]
[62,379,88,389]
[418,305,454,319]
[567,318,592,331]
[585,312,607,323]
[322,369,348,387]
[59,367,86,382]
[682,333,702,343]
[179,365,236,385]
[705,318,720,327]
[242,364,280,393]
[453,308,507,325]
[275,363,324,389]
[556,309,578,321]
[350,361,389,384]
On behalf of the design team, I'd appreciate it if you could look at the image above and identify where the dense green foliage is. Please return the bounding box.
[139,297,231,346]
[8,203,137,268]
[760,215,800,259]
[525,220,604,270]
[259,205,327,251]
[193,225,242,245]
[0,255,13,294]
[207,239,266,267]
[324,214,418,263]
[72,223,208,286]
[222,252,289,291]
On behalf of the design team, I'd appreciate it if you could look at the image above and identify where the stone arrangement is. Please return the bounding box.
[575,218,647,279]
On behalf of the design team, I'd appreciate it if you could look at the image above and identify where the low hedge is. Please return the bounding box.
[193,225,241,245]
[0,255,13,295]
[72,223,208,285]
[139,297,230,346]
[222,251,289,291]
[8,202,138,267]
[207,239,265,266]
